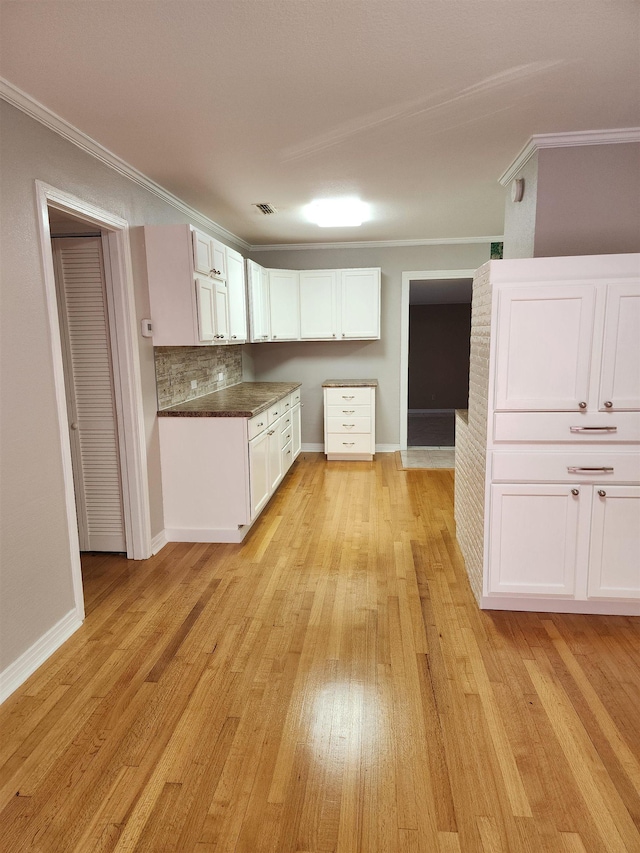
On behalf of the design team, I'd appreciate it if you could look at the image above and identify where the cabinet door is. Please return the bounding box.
[214,280,230,341]
[339,268,380,339]
[488,484,583,596]
[268,424,283,491]
[494,284,596,411]
[588,485,640,600]
[292,403,301,459]
[248,261,270,342]
[249,429,270,519]
[195,276,215,343]
[211,240,227,280]
[226,248,247,343]
[599,283,640,411]
[299,270,337,339]
[192,229,213,275]
[269,270,300,340]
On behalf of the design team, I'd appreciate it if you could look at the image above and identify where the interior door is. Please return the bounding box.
[52,237,126,552]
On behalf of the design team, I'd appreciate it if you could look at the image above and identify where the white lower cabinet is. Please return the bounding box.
[323,383,376,460]
[159,388,302,543]
[488,481,640,605]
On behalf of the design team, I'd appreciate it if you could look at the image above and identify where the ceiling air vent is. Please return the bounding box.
[254,203,278,215]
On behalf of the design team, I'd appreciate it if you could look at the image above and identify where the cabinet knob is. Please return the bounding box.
[332,333,336,337]
[578,401,587,409]
[342,333,346,338]
[604,401,613,408]
[273,335,277,339]
[571,488,579,496]
[598,489,607,497]
[231,335,237,339]
[70,422,79,431]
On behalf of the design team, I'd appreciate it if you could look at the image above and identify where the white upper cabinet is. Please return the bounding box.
[192,228,227,280]
[226,248,247,343]
[247,260,270,342]
[339,268,381,339]
[494,284,596,411]
[268,270,300,341]
[599,284,640,411]
[494,280,640,413]
[300,270,338,339]
[145,224,243,346]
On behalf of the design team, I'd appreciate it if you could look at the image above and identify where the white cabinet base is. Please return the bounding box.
[480,594,640,616]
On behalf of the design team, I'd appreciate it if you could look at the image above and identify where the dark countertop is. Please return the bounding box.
[322,379,378,387]
[158,381,301,418]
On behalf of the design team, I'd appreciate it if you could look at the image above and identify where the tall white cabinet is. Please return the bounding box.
[457,253,640,616]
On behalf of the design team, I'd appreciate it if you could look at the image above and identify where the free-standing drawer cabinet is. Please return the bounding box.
[323,381,377,460]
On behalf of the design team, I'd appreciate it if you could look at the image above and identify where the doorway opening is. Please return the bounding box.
[399,269,474,468]
[35,182,152,621]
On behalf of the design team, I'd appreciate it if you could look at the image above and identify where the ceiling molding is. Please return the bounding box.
[499,127,640,186]
[249,236,502,252]
[0,77,251,251]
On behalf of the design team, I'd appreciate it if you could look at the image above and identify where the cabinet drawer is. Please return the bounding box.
[280,411,293,433]
[491,451,640,484]
[282,439,294,472]
[327,404,371,418]
[493,412,640,443]
[290,387,301,406]
[327,417,371,434]
[280,394,292,412]
[325,387,372,406]
[268,401,285,424]
[326,434,373,454]
[281,426,293,448]
[248,411,269,440]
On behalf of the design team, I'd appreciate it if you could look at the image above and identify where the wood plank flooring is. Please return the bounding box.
[1,452,639,852]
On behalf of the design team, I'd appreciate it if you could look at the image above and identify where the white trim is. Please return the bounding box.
[481,595,640,616]
[35,182,152,561]
[301,443,324,452]
[251,236,500,252]
[400,269,476,450]
[499,127,640,186]
[2,78,249,251]
[375,444,400,453]
[0,610,83,703]
[164,526,252,544]
[151,530,169,555]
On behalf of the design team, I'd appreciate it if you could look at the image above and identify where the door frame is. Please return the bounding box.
[35,181,152,614]
[399,269,475,450]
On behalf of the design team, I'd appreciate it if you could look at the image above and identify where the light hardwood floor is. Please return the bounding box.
[1,452,639,852]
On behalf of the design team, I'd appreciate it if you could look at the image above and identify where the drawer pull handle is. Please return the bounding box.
[571,489,579,496]
[342,424,355,429]
[267,430,275,436]
[567,466,614,474]
[342,395,355,400]
[342,410,355,414]
[570,426,617,433]
[598,489,607,497]
[257,422,264,428]
[343,442,355,447]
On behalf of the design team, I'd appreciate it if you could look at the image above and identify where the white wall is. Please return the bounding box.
[0,101,247,676]
[249,244,491,446]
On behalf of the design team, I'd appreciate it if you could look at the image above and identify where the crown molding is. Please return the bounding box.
[249,236,502,252]
[499,127,640,186]
[0,77,251,251]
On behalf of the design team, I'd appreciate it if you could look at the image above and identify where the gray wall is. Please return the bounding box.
[0,101,247,673]
[408,303,471,410]
[249,244,491,446]
[503,142,640,259]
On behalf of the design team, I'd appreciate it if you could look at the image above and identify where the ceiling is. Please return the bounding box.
[1,1,638,247]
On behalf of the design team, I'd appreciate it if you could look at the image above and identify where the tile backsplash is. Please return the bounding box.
[155,346,243,409]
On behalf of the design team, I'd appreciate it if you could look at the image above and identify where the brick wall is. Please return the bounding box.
[455,262,492,602]
[155,346,243,409]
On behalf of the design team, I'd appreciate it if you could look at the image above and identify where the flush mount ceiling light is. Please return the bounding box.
[304,197,371,228]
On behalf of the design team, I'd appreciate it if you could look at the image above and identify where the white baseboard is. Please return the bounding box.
[0,608,83,704]
[376,444,400,453]
[301,443,324,452]
[151,530,168,555]
[481,595,640,616]
[164,526,251,544]
[408,409,455,415]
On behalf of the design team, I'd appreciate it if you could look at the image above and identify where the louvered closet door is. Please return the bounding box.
[53,237,126,552]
